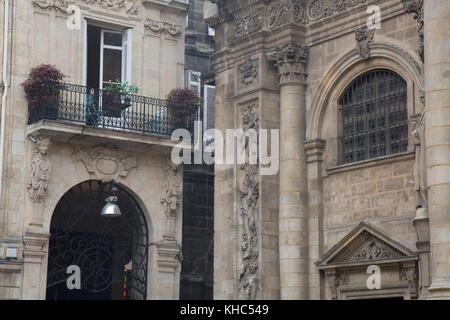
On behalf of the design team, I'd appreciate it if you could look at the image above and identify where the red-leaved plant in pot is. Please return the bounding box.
[166,88,200,129]
[21,64,65,122]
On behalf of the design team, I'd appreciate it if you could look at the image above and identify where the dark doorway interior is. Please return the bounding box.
[46,180,148,300]
[180,164,214,300]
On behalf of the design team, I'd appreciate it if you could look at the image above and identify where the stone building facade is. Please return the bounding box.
[206,0,450,300]
[0,0,192,299]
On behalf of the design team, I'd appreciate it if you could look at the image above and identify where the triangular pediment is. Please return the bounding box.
[316,221,417,269]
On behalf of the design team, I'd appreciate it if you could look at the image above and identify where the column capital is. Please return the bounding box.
[268,42,309,85]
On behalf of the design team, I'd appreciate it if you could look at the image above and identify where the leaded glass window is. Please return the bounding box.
[340,69,408,164]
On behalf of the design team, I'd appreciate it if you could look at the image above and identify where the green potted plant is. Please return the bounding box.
[21,64,65,123]
[166,88,201,130]
[102,80,139,117]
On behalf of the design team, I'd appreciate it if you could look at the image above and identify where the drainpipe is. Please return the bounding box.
[0,0,9,212]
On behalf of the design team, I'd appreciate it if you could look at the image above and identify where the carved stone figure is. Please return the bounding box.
[28,136,51,206]
[403,0,424,61]
[161,161,183,240]
[74,144,137,182]
[238,103,260,299]
[355,27,375,60]
[412,112,427,208]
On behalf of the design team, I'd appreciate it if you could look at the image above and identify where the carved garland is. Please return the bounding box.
[238,103,260,300]
[81,0,138,14]
[32,0,69,12]
[144,19,182,37]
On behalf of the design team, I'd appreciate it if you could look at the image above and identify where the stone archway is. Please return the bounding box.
[45,180,149,300]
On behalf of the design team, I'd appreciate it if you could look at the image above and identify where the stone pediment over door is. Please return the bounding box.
[316,221,419,300]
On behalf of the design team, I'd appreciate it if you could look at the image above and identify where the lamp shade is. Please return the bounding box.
[101,196,122,217]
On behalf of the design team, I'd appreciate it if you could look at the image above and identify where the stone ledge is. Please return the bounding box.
[326,152,415,176]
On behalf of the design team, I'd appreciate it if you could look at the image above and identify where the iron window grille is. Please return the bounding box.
[340,69,408,165]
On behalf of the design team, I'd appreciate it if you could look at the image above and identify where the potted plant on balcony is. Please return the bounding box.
[102,80,139,118]
[166,88,200,130]
[21,64,65,123]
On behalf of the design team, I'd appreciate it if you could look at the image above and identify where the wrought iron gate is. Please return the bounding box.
[46,180,148,300]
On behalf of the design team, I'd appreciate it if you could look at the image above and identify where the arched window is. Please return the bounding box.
[340,69,408,164]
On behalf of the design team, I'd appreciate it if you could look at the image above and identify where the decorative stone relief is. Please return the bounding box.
[81,0,138,14]
[161,161,183,241]
[269,42,309,85]
[268,0,308,28]
[412,111,427,209]
[352,240,397,262]
[238,103,260,300]
[355,27,375,60]
[144,19,182,37]
[231,7,265,41]
[28,135,51,206]
[403,0,424,61]
[400,265,418,299]
[238,57,259,86]
[32,0,69,12]
[327,272,349,300]
[74,144,137,183]
[308,0,376,21]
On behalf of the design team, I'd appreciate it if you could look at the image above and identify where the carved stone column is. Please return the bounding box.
[423,0,450,299]
[269,42,309,299]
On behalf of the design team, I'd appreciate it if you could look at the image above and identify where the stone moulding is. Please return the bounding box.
[144,19,182,37]
[238,102,260,300]
[73,144,137,183]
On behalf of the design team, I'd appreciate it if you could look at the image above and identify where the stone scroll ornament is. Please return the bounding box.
[161,161,183,241]
[81,0,138,14]
[144,19,182,37]
[238,103,260,300]
[355,27,375,60]
[28,135,52,206]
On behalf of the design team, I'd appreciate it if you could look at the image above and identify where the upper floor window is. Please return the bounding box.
[340,69,408,164]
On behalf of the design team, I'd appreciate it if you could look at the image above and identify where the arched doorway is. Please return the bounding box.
[46,180,148,300]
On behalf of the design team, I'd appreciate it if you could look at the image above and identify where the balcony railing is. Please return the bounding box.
[28,82,199,136]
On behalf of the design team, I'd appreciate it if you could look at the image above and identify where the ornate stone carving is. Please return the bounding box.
[74,144,137,182]
[352,240,396,262]
[32,0,68,12]
[268,0,308,28]
[269,42,309,85]
[238,57,259,86]
[28,135,51,206]
[412,111,427,209]
[355,27,375,60]
[403,0,424,61]
[238,103,260,300]
[161,161,183,241]
[327,272,349,300]
[231,7,265,41]
[144,19,182,37]
[81,0,138,14]
[401,266,418,298]
[308,0,373,21]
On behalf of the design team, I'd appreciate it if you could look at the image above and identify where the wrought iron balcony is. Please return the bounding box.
[27,82,199,136]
